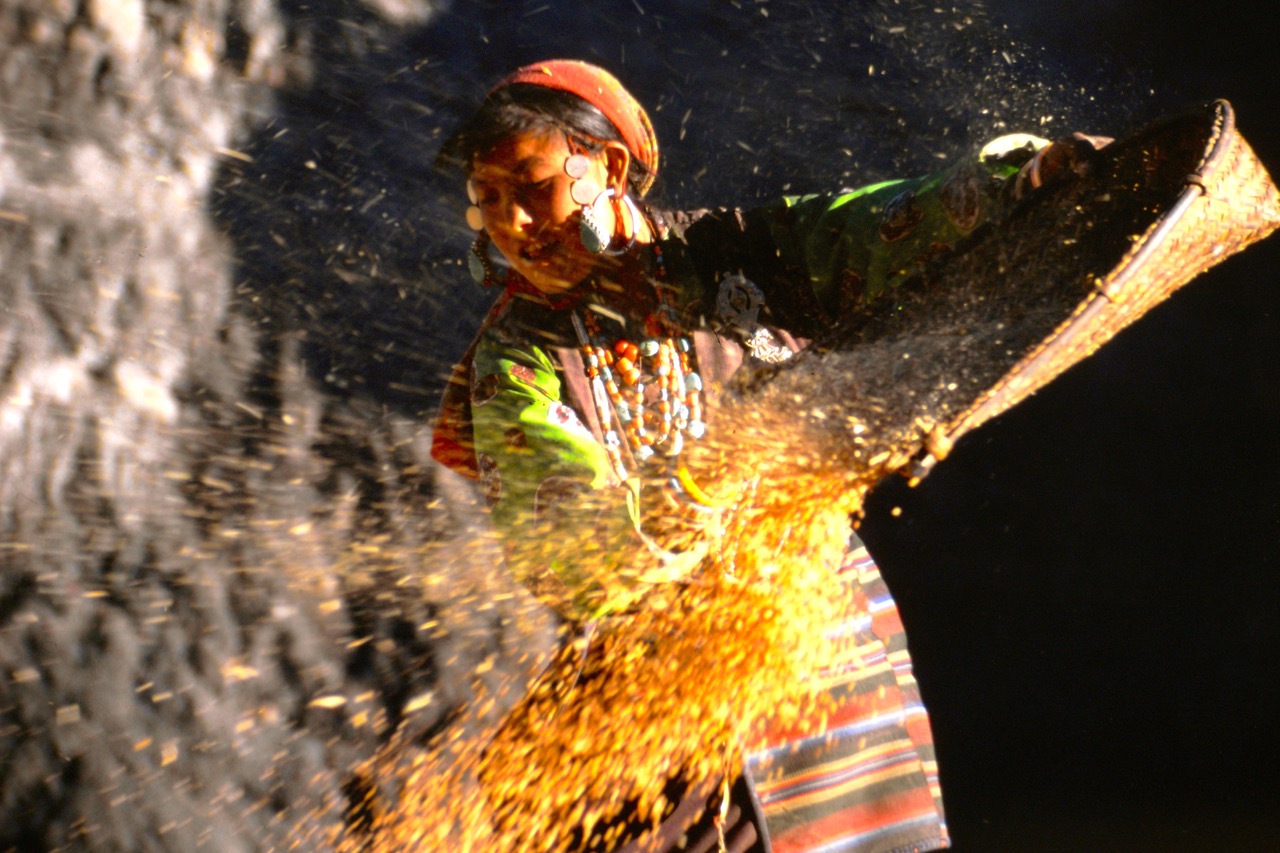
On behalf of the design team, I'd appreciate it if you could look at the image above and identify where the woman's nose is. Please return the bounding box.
[494,197,534,232]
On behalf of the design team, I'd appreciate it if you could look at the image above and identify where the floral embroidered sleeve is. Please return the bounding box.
[469,329,669,619]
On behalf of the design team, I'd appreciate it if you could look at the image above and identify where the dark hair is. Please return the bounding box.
[437,84,652,196]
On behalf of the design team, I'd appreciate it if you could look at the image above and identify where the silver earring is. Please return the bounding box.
[468,230,500,286]
[579,188,615,254]
[581,189,641,255]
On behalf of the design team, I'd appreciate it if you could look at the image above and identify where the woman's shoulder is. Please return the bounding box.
[476,288,577,354]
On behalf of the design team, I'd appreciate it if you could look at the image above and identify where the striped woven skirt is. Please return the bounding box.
[740,533,949,853]
[580,533,947,853]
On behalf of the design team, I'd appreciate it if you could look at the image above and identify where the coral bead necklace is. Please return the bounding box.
[570,242,706,484]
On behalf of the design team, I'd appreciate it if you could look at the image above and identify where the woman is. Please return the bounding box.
[429,59,1075,853]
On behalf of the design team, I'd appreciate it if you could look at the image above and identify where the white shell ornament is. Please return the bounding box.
[465,205,484,231]
[564,154,590,179]
[571,177,601,207]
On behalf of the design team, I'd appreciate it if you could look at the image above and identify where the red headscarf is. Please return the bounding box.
[492,59,659,197]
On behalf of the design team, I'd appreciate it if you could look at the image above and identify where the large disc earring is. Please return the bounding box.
[565,154,590,181]
[465,179,485,231]
[579,188,615,254]
[581,189,640,256]
[468,230,500,287]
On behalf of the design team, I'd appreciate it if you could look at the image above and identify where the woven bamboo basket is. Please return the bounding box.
[909,99,1280,477]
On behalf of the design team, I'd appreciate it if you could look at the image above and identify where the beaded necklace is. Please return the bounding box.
[569,241,707,485]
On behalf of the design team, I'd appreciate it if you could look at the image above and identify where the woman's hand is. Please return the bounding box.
[1014,131,1114,198]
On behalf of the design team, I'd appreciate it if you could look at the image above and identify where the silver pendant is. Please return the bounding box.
[716,274,793,363]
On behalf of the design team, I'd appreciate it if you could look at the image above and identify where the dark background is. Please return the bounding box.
[234,0,1280,848]
[860,2,1280,849]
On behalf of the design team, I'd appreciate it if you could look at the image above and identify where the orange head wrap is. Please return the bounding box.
[492,59,659,197]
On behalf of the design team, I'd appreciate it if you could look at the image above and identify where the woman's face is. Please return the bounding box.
[469,130,621,294]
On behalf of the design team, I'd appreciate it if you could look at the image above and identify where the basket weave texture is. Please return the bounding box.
[934,99,1280,461]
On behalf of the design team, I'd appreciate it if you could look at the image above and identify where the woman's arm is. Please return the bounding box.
[678,134,1053,332]
[759,133,1052,314]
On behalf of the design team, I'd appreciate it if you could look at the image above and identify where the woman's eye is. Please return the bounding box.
[526,177,557,196]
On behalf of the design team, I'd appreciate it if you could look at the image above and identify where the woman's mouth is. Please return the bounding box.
[519,238,558,264]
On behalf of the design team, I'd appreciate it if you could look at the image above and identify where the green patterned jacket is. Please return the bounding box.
[432,134,1046,619]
